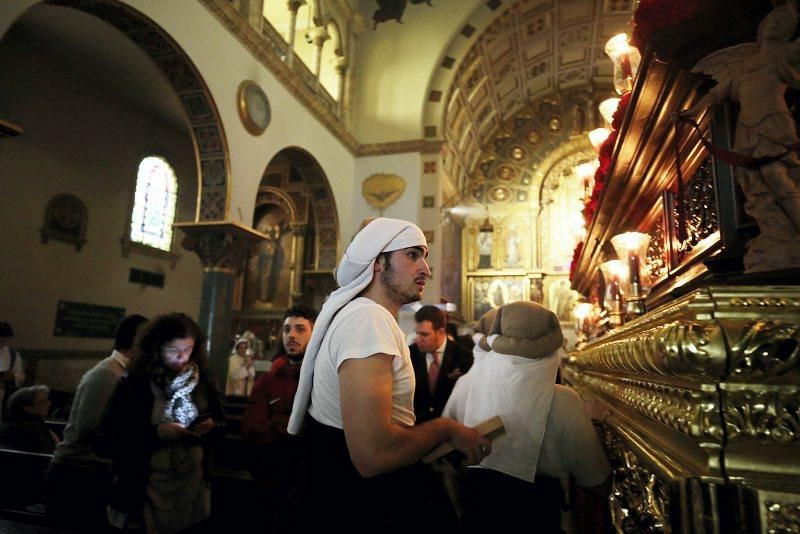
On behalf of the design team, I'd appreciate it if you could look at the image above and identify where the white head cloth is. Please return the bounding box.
[287,218,427,435]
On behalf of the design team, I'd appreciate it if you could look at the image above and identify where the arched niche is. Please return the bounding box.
[34,0,231,221]
[241,147,339,316]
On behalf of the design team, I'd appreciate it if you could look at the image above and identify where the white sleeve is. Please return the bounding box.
[562,395,611,487]
[328,308,403,370]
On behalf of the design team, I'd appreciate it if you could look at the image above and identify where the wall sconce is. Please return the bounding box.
[611,231,651,318]
[599,259,626,327]
[598,97,621,128]
[588,127,611,151]
[604,33,641,95]
[573,301,595,346]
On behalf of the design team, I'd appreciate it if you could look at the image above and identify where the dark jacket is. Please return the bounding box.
[99,371,224,514]
[241,354,300,445]
[410,339,473,422]
[0,413,57,454]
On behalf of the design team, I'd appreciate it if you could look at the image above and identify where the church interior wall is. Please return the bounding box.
[351,0,482,143]
[121,0,357,245]
[0,22,203,352]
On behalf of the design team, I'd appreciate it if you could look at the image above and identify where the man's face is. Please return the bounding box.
[283,316,313,359]
[415,320,445,353]
[379,247,431,306]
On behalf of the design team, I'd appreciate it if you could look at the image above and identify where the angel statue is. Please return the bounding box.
[681,0,800,271]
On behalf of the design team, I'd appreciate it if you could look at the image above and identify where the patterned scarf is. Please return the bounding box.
[161,362,199,427]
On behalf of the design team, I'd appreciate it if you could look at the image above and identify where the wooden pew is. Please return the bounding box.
[0,448,52,523]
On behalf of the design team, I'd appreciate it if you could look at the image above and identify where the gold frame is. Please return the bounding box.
[465,275,531,322]
[237,80,270,136]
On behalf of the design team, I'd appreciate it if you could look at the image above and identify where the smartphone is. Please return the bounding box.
[187,412,212,429]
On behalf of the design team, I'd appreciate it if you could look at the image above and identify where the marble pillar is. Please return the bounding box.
[175,222,266,387]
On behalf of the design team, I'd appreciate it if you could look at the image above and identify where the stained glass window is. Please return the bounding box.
[130,156,178,251]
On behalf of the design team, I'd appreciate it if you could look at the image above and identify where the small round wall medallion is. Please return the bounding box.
[237,80,271,136]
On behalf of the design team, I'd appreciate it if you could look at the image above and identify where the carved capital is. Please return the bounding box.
[174,221,267,272]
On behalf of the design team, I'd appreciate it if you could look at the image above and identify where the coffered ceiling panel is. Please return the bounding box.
[429,0,632,207]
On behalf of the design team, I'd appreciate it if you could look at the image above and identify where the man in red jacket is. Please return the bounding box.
[241,305,317,487]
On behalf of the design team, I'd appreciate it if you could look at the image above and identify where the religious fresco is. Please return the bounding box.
[245,203,292,310]
[440,220,462,306]
[468,276,529,322]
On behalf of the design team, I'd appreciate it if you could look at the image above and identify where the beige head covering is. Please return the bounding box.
[473,308,498,352]
[287,217,427,435]
[488,301,563,359]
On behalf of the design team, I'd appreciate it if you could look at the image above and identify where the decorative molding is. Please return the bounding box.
[723,386,800,443]
[357,139,443,157]
[606,428,672,533]
[574,369,723,441]
[728,320,800,380]
[765,498,800,532]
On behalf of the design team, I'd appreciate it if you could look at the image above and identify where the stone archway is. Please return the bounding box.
[44,0,230,221]
[246,147,339,310]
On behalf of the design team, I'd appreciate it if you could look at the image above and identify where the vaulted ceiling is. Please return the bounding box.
[419,0,635,206]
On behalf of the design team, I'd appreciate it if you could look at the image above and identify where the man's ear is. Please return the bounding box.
[374,255,386,272]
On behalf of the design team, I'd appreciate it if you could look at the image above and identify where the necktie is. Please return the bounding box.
[428,354,440,394]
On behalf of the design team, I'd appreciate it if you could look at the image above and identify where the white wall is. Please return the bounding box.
[352,152,445,305]
[122,0,357,249]
[0,20,202,351]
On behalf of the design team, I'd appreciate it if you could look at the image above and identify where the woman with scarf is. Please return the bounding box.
[102,313,224,533]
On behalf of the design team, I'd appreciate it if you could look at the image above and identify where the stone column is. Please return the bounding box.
[289,223,307,305]
[175,222,266,387]
[334,56,348,116]
[310,27,330,89]
[286,0,305,68]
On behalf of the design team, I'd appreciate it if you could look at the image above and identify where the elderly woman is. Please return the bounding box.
[102,313,224,533]
[0,385,59,453]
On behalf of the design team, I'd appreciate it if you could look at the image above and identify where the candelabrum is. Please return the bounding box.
[599,259,626,327]
[611,231,651,319]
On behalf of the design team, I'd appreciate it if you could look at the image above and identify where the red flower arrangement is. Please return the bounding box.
[569,240,584,282]
[611,92,631,132]
[631,0,702,50]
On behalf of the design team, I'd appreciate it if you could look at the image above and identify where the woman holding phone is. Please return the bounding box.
[102,313,224,533]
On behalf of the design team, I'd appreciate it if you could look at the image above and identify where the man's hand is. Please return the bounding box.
[446,423,491,466]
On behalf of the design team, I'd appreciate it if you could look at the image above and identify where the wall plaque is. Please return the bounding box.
[53,300,126,338]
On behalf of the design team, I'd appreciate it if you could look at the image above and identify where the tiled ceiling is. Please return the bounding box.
[431,0,635,204]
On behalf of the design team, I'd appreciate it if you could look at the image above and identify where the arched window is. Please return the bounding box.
[130,155,178,251]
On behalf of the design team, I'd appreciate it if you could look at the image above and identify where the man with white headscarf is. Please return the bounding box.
[279,217,491,532]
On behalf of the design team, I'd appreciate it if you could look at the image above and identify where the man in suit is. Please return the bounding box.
[410,305,473,423]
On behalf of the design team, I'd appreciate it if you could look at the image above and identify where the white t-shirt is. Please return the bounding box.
[308,297,416,429]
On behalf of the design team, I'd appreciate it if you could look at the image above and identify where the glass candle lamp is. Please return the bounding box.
[575,161,598,199]
[604,33,641,95]
[599,259,626,327]
[588,128,611,151]
[611,231,651,318]
[573,301,595,345]
[598,97,621,128]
